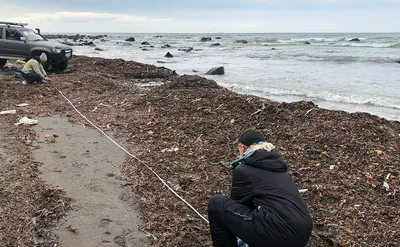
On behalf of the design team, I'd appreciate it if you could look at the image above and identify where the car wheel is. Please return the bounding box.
[0,59,7,68]
[53,61,68,71]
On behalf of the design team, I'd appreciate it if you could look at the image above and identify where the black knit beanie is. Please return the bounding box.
[238,130,265,147]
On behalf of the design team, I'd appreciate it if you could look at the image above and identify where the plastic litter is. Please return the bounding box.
[0,110,16,115]
[16,103,29,107]
[383,181,390,191]
[299,189,309,193]
[15,117,38,126]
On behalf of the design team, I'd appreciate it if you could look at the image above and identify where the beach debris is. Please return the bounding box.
[329,209,339,216]
[173,184,182,191]
[206,66,225,75]
[0,109,16,115]
[299,189,309,193]
[383,181,390,191]
[329,165,336,170]
[15,117,38,126]
[161,147,179,153]
[15,103,29,107]
[67,225,79,234]
[44,134,50,139]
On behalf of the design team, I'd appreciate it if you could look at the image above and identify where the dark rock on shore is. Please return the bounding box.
[141,41,151,45]
[304,41,311,45]
[76,41,95,46]
[157,61,166,64]
[235,40,248,44]
[61,41,74,46]
[178,47,193,52]
[349,38,360,42]
[125,37,135,42]
[43,34,107,40]
[205,66,225,75]
[200,37,212,42]
[210,43,221,47]
[95,48,104,51]
[161,44,171,48]
[165,52,174,58]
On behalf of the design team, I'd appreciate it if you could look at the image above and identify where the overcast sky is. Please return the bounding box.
[1,1,399,33]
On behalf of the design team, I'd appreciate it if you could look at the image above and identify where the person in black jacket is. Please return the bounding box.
[208,130,313,247]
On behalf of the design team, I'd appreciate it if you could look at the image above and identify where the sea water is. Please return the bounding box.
[65,33,400,120]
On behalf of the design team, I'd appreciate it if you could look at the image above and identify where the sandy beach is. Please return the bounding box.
[0,56,399,247]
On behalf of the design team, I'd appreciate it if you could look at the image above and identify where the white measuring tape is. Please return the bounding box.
[51,83,209,224]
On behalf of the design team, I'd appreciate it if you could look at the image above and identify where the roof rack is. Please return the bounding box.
[0,21,29,27]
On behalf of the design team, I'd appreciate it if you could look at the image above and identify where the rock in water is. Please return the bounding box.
[141,41,151,45]
[215,37,222,39]
[95,48,104,51]
[211,43,221,47]
[125,37,135,42]
[165,52,173,58]
[206,66,224,75]
[271,48,277,50]
[304,41,311,45]
[235,40,248,44]
[349,38,360,42]
[61,41,74,46]
[200,37,212,42]
[178,47,193,52]
[161,44,171,48]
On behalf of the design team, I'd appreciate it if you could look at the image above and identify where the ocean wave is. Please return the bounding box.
[389,43,400,48]
[247,52,397,64]
[224,84,400,110]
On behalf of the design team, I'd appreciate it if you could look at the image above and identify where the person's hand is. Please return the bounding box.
[44,76,52,81]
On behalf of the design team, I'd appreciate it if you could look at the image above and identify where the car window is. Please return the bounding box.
[6,29,23,41]
[0,28,3,39]
[22,29,44,41]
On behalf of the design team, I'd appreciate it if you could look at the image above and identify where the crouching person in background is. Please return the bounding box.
[208,130,313,247]
[21,53,52,84]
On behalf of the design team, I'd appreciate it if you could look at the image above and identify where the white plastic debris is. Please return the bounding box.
[298,189,309,193]
[383,181,390,191]
[329,165,336,170]
[0,110,16,115]
[173,184,182,191]
[15,103,29,107]
[230,119,235,124]
[385,173,391,180]
[161,147,179,153]
[15,117,38,126]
